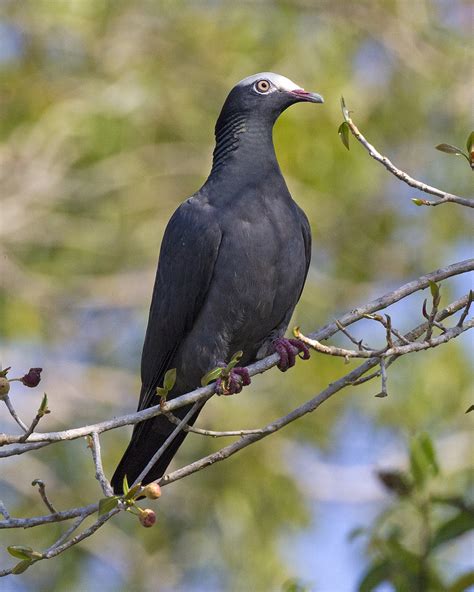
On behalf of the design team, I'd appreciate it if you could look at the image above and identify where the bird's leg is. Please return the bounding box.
[215,365,251,396]
[273,337,310,372]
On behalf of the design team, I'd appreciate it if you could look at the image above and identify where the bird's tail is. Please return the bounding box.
[111,404,203,494]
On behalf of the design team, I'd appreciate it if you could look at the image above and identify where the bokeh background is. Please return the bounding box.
[0,1,472,591]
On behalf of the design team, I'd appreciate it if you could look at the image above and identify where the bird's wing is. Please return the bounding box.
[138,198,222,412]
[298,205,312,300]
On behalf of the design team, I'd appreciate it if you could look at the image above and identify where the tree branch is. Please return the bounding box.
[0,261,472,575]
[340,98,473,208]
[1,259,471,450]
[295,320,473,360]
[159,306,473,486]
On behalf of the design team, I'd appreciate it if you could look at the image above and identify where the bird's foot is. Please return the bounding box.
[215,366,251,396]
[201,351,251,396]
[273,337,310,372]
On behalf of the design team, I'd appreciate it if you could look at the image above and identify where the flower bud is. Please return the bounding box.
[21,368,42,388]
[0,377,10,398]
[139,508,156,528]
[142,483,162,500]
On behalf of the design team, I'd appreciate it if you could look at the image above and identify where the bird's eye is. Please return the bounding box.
[255,79,271,93]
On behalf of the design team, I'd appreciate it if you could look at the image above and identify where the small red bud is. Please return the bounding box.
[21,368,42,388]
[139,508,156,528]
[142,483,162,500]
[0,377,10,398]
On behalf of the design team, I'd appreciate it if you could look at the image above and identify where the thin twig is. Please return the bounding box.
[19,415,43,443]
[133,401,203,486]
[163,410,264,438]
[0,503,98,530]
[375,360,388,398]
[335,319,368,350]
[2,395,28,432]
[351,294,470,385]
[424,287,441,341]
[0,501,10,520]
[341,98,473,208]
[296,320,472,360]
[31,480,57,514]
[46,515,87,552]
[360,313,412,346]
[89,432,113,497]
[384,315,394,349]
[0,441,50,458]
[0,508,119,576]
[43,507,120,559]
[457,290,473,327]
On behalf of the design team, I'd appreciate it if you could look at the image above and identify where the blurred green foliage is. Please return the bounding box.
[0,0,472,590]
[356,433,474,592]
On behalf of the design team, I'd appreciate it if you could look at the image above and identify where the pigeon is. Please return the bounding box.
[111,73,323,493]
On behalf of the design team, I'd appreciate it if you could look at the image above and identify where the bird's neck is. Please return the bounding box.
[208,113,280,180]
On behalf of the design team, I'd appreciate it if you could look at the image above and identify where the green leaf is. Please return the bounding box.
[11,559,33,574]
[98,496,119,516]
[385,537,421,574]
[431,511,474,550]
[435,143,465,155]
[448,570,474,592]
[409,433,438,487]
[466,131,474,154]
[409,441,426,487]
[124,483,142,501]
[338,122,350,150]
[38,393,49,416]
[412,198,427,206]
[163,368,176,392]
[226,350,243,371]
[122,475,129,495]
[156,387,168,399]
[201,366,223,387]
[435,143,470,164]
[7,545,34,560]
[428,281,440,301]
[358,560,391,592]
[340,95,349,119]
[418,432,439,475]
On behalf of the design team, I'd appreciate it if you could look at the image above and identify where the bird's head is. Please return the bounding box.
[218,72,324,125]
[211,73,324,174]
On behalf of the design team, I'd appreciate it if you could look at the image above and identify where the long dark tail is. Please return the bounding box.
[111,404,203,494]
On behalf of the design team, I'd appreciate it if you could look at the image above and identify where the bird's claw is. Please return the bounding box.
[215,366,251,396]
[273,337,310,372]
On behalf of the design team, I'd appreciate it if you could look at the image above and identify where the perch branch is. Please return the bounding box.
[1,259,471,451]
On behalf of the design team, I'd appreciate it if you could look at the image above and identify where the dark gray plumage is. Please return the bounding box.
[111,73,323,493]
